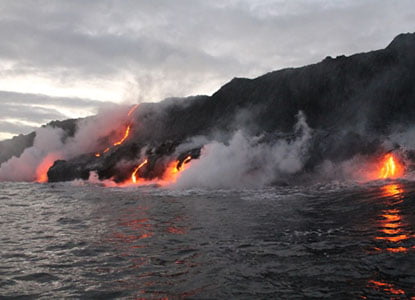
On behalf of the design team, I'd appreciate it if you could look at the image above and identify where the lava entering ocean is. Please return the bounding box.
[36,153,61,183]
[378,153,404,179]
[131,159,148,184]
[125,156,193,187]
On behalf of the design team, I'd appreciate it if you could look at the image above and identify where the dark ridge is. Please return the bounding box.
[0,132,36,165]
[0,118,81,165]
[386,32,415,50]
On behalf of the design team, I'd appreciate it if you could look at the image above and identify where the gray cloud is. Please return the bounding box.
[0,0,414,139]
[0,120,36,136]
[2,1,414,79]
[0,91,116,137]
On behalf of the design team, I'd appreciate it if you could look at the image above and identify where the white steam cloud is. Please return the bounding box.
[0,126,64,181]
[175,111,312,188]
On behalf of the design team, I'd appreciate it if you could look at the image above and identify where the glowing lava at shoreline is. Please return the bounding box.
[36,153,61,183]
[379,153,404,179]
[124,156,193,187]
[131,159,148,183]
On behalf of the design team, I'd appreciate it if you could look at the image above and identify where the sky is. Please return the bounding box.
[0,0,414,140]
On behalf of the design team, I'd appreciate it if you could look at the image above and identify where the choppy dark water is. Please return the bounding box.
[1,180,415,299]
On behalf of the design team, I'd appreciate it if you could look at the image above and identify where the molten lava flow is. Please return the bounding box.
[131,159,148,183]
[94,104,139,157]
[182,155,192,166]
[36,154,60,183]
[126,157,193,187]
[127,104,139,117]
[177,155,192,171]
[160,158,193,185]
[113,124,131,146]
[379,153,404,179]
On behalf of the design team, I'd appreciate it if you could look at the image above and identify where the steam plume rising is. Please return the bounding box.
[175,112,311,188]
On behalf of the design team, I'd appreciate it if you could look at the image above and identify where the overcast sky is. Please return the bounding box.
[0,0,414,140]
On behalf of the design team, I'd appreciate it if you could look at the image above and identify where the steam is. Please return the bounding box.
[175,111,312,188]
[0,105,133,182]
[0,126,64,181]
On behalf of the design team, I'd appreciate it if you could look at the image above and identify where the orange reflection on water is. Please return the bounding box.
[379,228,401,235]
[375,234,409,243]
[375,183,411,252]
[107,206,154,249]
[166,226,186,235]
[380,213,401,223]
[368,280,405,295]
[382,184,403,198]
[375,184,413,250]
[385,246,408,253]
[367,183,414,297]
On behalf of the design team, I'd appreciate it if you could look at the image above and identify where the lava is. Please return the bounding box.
[379,153,404,179]
[124,156,193,187]
[36,154,61,183]
[131,159,148,184]
[94,104,139,157]
[113,124,131,146]
[127,104,139,117]
[160,157,193,185]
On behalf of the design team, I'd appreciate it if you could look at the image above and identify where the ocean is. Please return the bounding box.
[1,181,414,298]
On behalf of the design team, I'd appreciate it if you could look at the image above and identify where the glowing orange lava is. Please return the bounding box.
[379,153,404,179]
[124,157,193,187]
[94,104,139,157]
[182,156,192,168]
[131,159,148,183]
[160,159,191,185]
[35,154,60,183]
[113,125,131,146]
[127,104,139,117]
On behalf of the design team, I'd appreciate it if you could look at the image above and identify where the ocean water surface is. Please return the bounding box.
[1,181,415,298]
